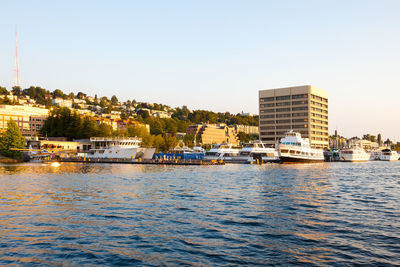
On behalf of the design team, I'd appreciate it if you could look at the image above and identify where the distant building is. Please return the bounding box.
[52,97,72,108]
[259,85,329,149]
[233,125,259,135]
[187,123,239,145]
[0,105,49,138]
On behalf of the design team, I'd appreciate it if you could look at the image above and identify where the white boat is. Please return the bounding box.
[379,148,398,161]
[234,140,279,163]
[78,137,155,159]
[204,143,240,161]
[278,131,324,163]
[340,147,370,162]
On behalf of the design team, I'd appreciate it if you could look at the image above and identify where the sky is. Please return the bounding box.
[0,0,399,140]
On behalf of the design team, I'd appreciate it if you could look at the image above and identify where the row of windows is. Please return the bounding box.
[261,130,308,136]
[260,112,308,119]
[260,94,308,102]
[311,101,328,108]
[261,119,310,125]
[311,113,328,119]
[311,137,329,141]
[311,119,328,125]
[311,107,328,114]
[311,125,328,130]
[260,100,308,108]
[311,94,328,103]
[311,131,329,136]
[260,107,308,113]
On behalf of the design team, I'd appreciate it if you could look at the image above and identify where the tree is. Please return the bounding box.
[111,95,118,105]
[53,89,66,99]
[12,86,21,96]
[0,119,25,158]
[0,87,8,95]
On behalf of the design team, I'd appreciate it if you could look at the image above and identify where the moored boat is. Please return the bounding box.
[339,147,370,162]
[77,137,155,160]
[234,140,279,163]
[204,143,240,161]
[379,148,398,161]
[278,131,324,163]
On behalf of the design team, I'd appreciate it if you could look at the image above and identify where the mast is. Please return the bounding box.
[14,27,21,88]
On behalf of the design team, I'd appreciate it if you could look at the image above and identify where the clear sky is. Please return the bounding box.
[1,0,399,140]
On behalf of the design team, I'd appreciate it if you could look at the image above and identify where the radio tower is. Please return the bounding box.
[14,28,20,88]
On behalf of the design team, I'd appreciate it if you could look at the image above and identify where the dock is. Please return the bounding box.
[47,157,225,165]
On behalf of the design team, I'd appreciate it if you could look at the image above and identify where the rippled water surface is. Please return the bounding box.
[0,162,399,266]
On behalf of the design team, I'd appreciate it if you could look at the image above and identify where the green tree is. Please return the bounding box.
[0,119,25,158]
[12,86,21,96]
[53,89,66,99]
[162,135,178,151]
[0,87,8,95]
[111,95,118,105]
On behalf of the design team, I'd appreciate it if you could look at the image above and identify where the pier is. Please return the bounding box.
[49,157,225,166]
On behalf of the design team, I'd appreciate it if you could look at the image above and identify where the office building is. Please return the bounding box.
[259,85,328,149]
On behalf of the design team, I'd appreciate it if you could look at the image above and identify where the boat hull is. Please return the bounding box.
[280,156,324,164]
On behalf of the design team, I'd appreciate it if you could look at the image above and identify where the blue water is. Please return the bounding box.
[0,162,399,266]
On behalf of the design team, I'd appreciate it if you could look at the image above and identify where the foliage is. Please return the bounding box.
[40,107,115,140]
[22,86,52,106]
[0,87,8,95]
[0,119,25,158]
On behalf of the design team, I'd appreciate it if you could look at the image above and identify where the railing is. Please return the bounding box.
[90,137,142,142]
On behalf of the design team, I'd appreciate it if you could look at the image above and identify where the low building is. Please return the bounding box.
[52,97,72,108]
[0,105,49,138]
[233,125,259,135]
[187,123,239,145]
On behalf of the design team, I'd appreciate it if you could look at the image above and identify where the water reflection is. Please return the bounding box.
[0,162,399,265]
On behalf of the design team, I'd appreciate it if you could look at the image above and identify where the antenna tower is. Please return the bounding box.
[14,28,20,88]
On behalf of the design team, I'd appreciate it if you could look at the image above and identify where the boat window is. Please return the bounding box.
[280,149,288,153]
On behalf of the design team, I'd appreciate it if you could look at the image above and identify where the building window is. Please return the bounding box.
[292,112,308,117]
[260,103,275,107]
[292,118,308,123]
[262,109,275,113]
[260,126,275,130]
[260,114,275,119]
[261,120,275,124]
[260,97,275,102]
[292,100,307,105]
[276,119,291,124]
[276,102,290,106]
[260,115,275,119]
[292,106,308,111]
[276,96,290,101]
[276,108,291,112]
[292,94,308,99]
[276,113,291,118]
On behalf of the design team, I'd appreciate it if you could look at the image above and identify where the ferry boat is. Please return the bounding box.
[277,131,324,163]
[234,140,279,163]
[153,141,204,160]
[379,148,398,161]
[78,137,155,159]
[339,147,370,162]
[204,143,240,161]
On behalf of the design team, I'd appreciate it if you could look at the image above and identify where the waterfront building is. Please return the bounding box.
[187,123,239,145]
[0,105,49,138]
[259,85,329,149]
[233,124,259,135]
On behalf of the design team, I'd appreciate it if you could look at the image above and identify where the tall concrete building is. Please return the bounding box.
[259,85,328,149]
